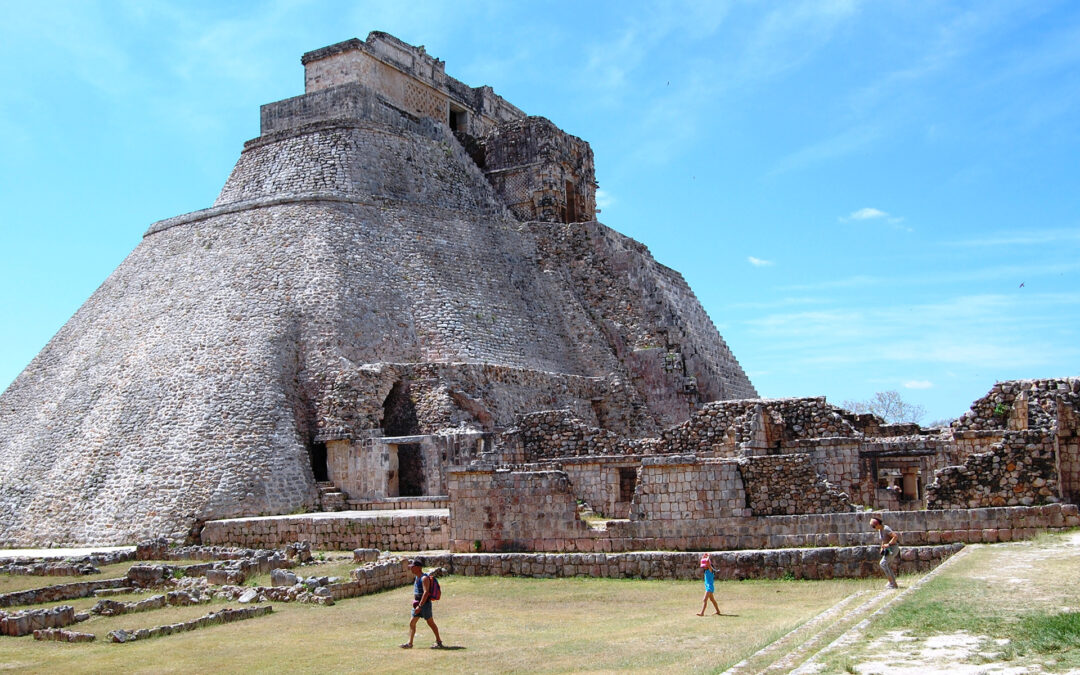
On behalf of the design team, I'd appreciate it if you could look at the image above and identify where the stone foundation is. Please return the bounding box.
[200,512,449,550]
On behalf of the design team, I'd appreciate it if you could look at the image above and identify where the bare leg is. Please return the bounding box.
[403,615,420,647]
[708,593,721,615]
[426,618,442,646]
[698,593,708,616]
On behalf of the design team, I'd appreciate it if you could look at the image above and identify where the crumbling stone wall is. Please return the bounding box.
[511,410,650,461]
[559,457,642,519]
[480,116,596,224]
[953,378,1080,433]
[802,439,862,500]
[927,430,1060,508]
[444,465,1078,551]
[737,454,852,515]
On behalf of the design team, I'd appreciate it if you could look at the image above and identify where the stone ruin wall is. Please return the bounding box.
[737,454,852,516]
[480,116,596,224]
[445,461,1079,553]
[446,468,589,551]
[953,377,1080,435]
[558,457,642,519]
[629,456,750,525]
[927,430,1060,509]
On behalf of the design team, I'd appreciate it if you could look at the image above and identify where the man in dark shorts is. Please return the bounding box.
[870,517,900,589]
[401,557,443,649]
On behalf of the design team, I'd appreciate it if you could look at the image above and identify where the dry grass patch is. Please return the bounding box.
[822,529,1080,674]
[0,573,880,673]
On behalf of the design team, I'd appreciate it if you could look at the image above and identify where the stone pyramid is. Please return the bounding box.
[0,33,755,546]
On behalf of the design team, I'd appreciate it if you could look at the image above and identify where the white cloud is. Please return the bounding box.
[748,256,774,267]
[595,189,615,210]
[850,207,888,220]
[904,380,934,389]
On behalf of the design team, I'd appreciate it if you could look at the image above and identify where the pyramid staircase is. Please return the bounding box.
[316,482,348,512]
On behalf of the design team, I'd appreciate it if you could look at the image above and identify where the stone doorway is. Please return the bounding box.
[397,443,424,496]
[308,439,329,482]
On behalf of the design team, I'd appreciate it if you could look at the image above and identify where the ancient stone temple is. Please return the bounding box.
[0,32,756,546]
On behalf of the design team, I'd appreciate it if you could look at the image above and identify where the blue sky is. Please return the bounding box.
[1,0,1078,423]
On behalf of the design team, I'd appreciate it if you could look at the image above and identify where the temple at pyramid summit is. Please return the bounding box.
[2,34,1077,551]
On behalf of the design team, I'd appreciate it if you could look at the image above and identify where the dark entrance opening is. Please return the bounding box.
[382,381,420,437]
[564,180,578,223]
[618,467,637,503]
[398,443,424,496]
[449,106,468,133]
[308,439,329,482]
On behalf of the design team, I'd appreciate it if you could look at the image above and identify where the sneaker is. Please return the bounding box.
[886,583,898,589]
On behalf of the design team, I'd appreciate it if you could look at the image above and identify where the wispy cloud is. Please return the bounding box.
[849,208,888,220]
[904,380,934,389]
[748,256,774,267]
[741,291,1080,371]
[839,207,910,231]
[780,262,1080,292]
[595,189,615,210]
[769,125,881,175]
[946,228,1080,247]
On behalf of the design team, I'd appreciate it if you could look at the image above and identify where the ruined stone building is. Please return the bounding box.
[2,34,1076,552]
[0,33,756,546]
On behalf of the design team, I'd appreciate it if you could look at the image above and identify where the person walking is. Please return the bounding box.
[697,553,721,616]
[870,517,900,589]
[401,557,444,649]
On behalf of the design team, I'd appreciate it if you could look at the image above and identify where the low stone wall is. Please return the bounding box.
[0,578,127,609]
[0,605,82,637]
[0,560,101,577]
[34,628,96,642]
[418,543,963,580]
[927,430,1059,508]
[135,538,281,562]
[107,606,273,643]
[328,558,412,600]
[200,513,449,551]
[92,590,208,617]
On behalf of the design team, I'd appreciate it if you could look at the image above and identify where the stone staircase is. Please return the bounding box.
[722,547,971,674]
[316,482,347,512]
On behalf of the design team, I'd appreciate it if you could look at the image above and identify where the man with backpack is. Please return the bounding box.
[401,557,444,649]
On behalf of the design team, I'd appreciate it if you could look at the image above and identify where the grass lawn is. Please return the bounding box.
[821,529,1080,674]
[0,571,882,673]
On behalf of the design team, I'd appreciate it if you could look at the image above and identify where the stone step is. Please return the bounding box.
[790,547,973,674]
[724,586,900,675]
